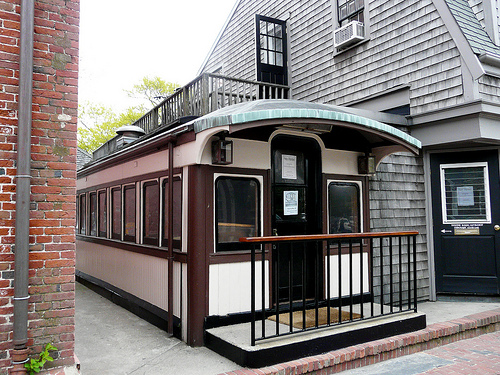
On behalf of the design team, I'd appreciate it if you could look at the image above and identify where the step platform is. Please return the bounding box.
[205,307,426,368]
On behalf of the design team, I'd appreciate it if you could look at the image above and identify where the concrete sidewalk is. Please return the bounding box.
[75,282,500,375]
[75,282,239,375]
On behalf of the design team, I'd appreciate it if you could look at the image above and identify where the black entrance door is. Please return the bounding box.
[271,136,322,303]
[431,150,500,294]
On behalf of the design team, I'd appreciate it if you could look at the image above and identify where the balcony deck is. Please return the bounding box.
[133,72,290,135]
[92,73,289,160]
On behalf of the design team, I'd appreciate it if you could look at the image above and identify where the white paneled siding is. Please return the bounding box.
[76,240,169,311]
[173,261,188,341]
[173,261,183,317]
[209,261,269,316]
[76,149,168,191]
[324,253,370,298]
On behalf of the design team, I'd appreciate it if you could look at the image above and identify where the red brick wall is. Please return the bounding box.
[0,0,79,373]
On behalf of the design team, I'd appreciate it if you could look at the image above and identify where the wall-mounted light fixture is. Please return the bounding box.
[212,134,233,165]
[358,153,375,175]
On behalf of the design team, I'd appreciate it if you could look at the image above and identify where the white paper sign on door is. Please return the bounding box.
[457,186,474,206]
[284,190,298,216]
[282,154,297,180]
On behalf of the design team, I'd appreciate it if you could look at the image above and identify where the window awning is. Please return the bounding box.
[192,100,421,156]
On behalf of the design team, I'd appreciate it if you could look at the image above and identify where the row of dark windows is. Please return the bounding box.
[214,176,362,251]
[77,177,182,249]
[78,175,361,251]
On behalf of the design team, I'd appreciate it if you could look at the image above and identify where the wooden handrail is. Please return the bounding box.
[240,231,419,243]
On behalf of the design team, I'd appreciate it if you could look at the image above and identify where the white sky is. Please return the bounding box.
[78,0,237,112]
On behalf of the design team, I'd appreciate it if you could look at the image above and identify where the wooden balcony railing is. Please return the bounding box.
[241,231,418,346]
[133,73,290,135]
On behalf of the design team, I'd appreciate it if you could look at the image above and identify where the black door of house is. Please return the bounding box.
[256,15,288,98]
[271,136,322,303]
[431,150,500,294]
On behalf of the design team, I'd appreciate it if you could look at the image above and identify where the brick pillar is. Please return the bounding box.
[0,1,80,374]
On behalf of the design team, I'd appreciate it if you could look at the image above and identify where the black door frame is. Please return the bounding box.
[270,135,322,304]
[430,149,500,295]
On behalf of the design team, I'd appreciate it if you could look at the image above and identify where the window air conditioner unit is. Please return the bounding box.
[334,21,365,49]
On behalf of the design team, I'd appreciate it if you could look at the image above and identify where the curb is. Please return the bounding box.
[218,308,500,375]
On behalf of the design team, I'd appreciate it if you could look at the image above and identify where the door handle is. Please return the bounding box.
[495,225,500,231]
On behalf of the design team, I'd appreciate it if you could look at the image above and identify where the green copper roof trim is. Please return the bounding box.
[193,102,421,149]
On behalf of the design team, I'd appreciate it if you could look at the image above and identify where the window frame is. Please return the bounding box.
[98,189,107,238]
[123,184,137,243]
[161,176,183,250]
[214,174,262,252]
[89,191,97,237]
[327,179,363,235]
[142,179,160,246]
[440,162,491,224]
[334,0,370,52]
[78,193,86,235]
[255,14,288,86]
[337,0,365,26]
[110,186,122,240]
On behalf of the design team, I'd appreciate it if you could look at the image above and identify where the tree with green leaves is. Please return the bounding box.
[126,76,181,107]
[78,76,180,152]
[77,103,146,152]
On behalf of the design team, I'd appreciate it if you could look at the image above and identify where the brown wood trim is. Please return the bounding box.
[177,130,195,144]
[186,165,209,346]
[173,250,187,263]
[208,165,270,254]
[209,250,270,264]
[322,173,370,234]
[240,231,418,243]
[76,235,169,259]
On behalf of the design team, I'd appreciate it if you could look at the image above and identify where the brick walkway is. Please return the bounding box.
[415,330,500,374]
[341,330,500,374]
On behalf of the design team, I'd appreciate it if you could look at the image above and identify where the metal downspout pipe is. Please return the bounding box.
[12,0,34,372]
[167,140,175,334]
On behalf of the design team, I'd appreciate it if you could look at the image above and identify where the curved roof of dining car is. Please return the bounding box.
[77,99,421,176]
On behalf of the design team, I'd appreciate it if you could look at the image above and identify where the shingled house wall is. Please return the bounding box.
[0,0,79,373]
[369,153,429,303]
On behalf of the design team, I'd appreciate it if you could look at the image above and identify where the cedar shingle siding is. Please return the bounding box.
[370,153,428,302]
[201,0,439,300]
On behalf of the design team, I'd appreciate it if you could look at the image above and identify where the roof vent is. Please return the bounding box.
[115,124,145,148]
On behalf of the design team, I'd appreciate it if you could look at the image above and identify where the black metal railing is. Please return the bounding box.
[241,231,418,346]
[133,72,290,134]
